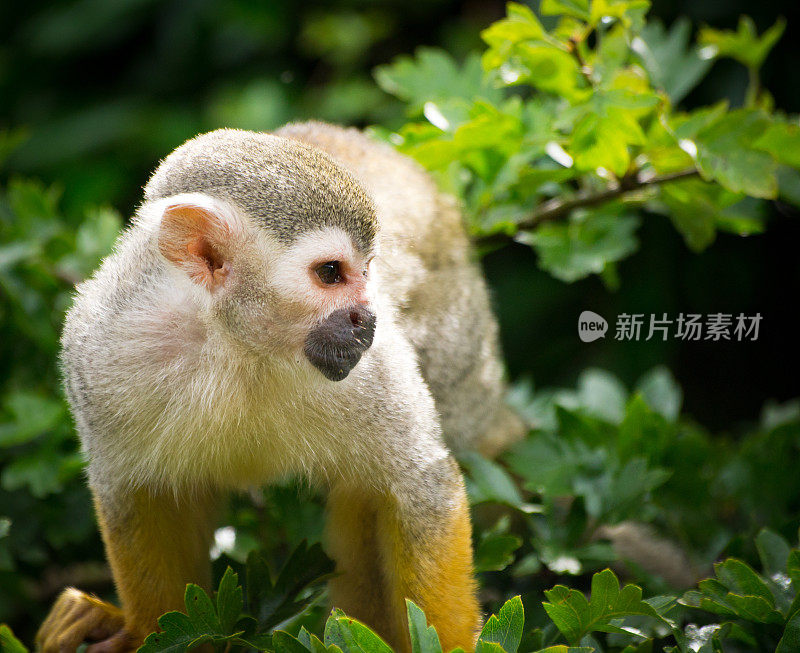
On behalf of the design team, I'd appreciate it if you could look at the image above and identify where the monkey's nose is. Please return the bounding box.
[303,306,377,381]
[346,305,376,348]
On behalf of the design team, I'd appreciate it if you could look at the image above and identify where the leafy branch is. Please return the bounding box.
[375,2,799,283]
[477,167,700,245]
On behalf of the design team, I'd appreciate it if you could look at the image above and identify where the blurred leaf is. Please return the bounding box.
[207,79,291,132]
[0,392,66,448]
[569,108,645,176]
[246,541,335,632]
[540,0,589,22]
[375,49,499,118]
[635,366,682,422]
[300,11,391,65]
[576,368,628,425]
[633,18,712,103]
[589,0,650,29]
[56,207,122,281]
[475,517,523,573]
[756,529,791,579]
[698,16,786,70]
[754,118,800,169]
[692,109,777,198]
[0,624,28,653]
[777,611,800,653]
[461,451,527,509]
[520,209,639,282]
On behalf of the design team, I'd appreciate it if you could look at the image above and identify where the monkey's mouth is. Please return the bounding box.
[303,306,377,381]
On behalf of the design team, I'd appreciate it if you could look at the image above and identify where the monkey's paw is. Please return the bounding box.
[36,588,139,653]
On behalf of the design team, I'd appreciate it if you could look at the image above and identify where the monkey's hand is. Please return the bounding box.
[36,588,139,653]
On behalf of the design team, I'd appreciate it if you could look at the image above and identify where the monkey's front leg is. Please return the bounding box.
[326,456,480,653]
[37,487,218,653]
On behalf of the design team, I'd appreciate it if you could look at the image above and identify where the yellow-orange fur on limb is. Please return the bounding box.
[326,463,480,651]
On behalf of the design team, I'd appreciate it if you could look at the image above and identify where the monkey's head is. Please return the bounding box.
[142,128,379,382]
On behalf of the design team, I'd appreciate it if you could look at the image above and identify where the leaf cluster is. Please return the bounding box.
[375,2,799,283]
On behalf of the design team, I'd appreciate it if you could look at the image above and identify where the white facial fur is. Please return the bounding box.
[137,193,375,358]
[270,226,373,315]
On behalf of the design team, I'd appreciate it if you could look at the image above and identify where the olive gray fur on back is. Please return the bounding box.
[144,128,378,252]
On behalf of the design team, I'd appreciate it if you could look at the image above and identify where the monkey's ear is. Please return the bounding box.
[158,202,233,291]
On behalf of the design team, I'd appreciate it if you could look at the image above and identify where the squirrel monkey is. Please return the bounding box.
[36,123,523,653]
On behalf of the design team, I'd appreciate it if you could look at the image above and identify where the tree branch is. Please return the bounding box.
[475,167,700,247]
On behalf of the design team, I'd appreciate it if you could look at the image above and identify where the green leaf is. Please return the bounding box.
[324,611,394,653]
[755,529,791,579]
[521,209,639,282]
[682,558,787,624]
[589,0,650,30]
[788,550,800,585]
[576,368,628,425]
[375,48,499,117]
[542,585,590,645]
[634,18,713,103]
[215,567,243,634]
[698,16,786,70]
[406,600,443,653]
[0,624,28,653]
[540,0,590,22]
[714,558,775,606]
[475,643,506,653]
[481,3,546,49]
[516,44,586,100]
[274,630,318,653]
[543,569,663,645]
[246,540,336,632]
[725,594,784,623]
[0,392,67,447]
[777,610,800,653]
[753,118,800,169]
[654,178,762,252]
[475,519,524,573]
[692,109,778,198]
[477,596,524,653]
[635,366,682,422]
[298,626,340,653]
[460,451,526,508]
[138,610,215,653]
[569,108,644,176]
[184,584,223,635]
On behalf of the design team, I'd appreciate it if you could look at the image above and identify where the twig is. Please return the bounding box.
[568,37,594,85]
[475,167,700,247]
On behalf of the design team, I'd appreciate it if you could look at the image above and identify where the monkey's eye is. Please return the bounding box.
[315,261,343,285]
